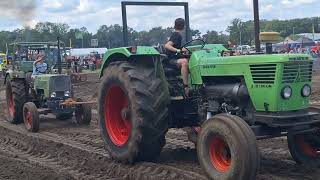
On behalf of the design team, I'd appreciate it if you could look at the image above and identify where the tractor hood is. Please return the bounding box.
[189,52,311,85]
[189,53,313,112]
[34,74,71,98]
[191,52,310,66]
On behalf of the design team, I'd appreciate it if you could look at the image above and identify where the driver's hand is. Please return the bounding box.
[181,48,189,55]
[181,48,188,52]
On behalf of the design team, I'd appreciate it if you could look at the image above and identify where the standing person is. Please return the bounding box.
[164,18,189,96]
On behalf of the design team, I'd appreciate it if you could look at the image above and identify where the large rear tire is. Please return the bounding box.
[6,79,27,124]
[287,131,320,167]
[197,114,259,180]
[98,61,169,163]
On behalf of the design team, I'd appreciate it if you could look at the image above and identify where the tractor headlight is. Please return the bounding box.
[64,91,70,97]
[50,92,56,98]
[281,86,292,99]
[301,84,311,97]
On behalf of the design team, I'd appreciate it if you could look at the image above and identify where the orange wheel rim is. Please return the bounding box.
[25,111,32,129]
[209,136,231,172]
[297,136,318,157]
[8,93,14,117]
[104,85,131,146]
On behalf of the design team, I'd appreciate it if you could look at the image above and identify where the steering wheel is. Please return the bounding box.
[181,39,206,54]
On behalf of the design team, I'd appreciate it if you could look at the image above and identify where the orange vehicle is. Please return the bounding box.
[311,43,320,55]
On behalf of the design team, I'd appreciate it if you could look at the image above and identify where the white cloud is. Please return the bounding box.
[77,0,91,12]
[43,0,62,9]
[26,19,38,28]
[261,4,273,13]
[281,0,316,7]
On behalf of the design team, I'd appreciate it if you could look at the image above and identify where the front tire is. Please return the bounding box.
[197,114,259,180]
[75,98,92,125]
[6,79,27,124]
[287,131,320,166]
[23,102,40,132]
[98,62,169,163]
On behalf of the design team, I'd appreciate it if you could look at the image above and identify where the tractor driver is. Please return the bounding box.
[32,55,48,77]
[165,18,189,96]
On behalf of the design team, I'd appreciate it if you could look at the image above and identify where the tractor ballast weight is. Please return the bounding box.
[98,1,320,180]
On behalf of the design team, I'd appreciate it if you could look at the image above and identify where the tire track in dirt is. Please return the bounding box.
[42,121,319,180]
[0,136,86,179]
[42,117,320,180]
[0,120,208,180]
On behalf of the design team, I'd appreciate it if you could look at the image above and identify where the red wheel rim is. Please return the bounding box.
[105,85,131,146]
[25,111,32,129]
[297,136,318,157]
[8,92,14,117]
[209,136,231,173]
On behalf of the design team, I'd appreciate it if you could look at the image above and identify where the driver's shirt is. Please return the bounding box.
[166,31,182,59]
[32,62,48,76]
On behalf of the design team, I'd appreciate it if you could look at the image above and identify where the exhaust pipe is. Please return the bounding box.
[57,37,62,74]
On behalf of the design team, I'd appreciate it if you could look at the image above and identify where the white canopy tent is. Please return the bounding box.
[70,48,108,56]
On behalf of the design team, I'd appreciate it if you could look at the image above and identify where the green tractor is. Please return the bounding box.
[4,40,92,132]
[98,2,320,180]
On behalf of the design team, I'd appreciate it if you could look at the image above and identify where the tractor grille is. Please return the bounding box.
[250,64,277,84]
[49,76,71,92]
[56,91,65,97]
[282,61,313,83]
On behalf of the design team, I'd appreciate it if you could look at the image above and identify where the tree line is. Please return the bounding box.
[0,16,319,52]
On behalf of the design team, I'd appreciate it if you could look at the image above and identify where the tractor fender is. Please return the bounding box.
[99,46,160,78]
[4,69,25,84]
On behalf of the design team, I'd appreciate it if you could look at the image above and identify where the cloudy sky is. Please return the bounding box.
[0,0,319,33]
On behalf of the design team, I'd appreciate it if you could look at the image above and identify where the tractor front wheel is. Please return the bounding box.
[197,114,260,180]
[23,102,40,132]
[99,62,169,163]
[287,131,320,166]
[75,98,92,125]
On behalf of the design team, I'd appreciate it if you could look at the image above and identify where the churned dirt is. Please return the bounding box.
[0,71,320,180]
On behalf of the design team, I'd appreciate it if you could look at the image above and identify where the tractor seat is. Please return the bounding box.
[163,59,180,76]
[164,67,180,76]
[155,44,180,76]
[155,44,167,57]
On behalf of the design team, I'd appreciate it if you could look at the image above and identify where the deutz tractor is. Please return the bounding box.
[4,40,92,132]
[98,2,320,180]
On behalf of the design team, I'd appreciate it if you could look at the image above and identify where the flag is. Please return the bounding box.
[5,43,8,54]
[313,24,315,41]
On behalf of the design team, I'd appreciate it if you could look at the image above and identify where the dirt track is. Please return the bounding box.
[1,73,320,180]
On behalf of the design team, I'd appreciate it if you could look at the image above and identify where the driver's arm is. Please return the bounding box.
[33,58,42,67]
[165,41,180,53]
[33,60,38,67]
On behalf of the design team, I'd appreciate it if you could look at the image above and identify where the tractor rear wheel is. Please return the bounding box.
[23,102,40,132]
[6,79,27,124]
[287,131,320,166]
[197,114,259,180]
[98,62,169,163]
